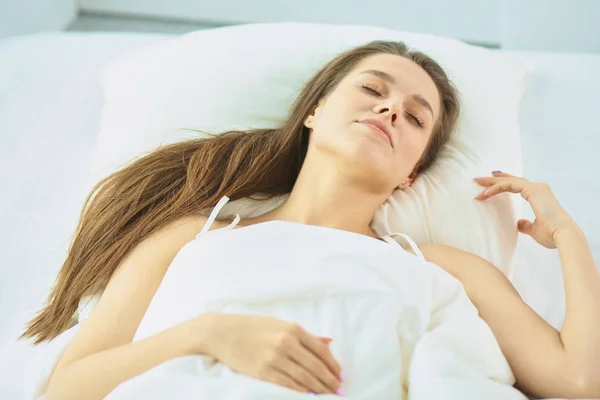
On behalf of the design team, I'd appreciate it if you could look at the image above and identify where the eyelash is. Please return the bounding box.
[361,85,424,128]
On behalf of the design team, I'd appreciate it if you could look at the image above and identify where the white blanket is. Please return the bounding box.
[1,219,528,399]
[1,218,528,400]
[107,222,525,399]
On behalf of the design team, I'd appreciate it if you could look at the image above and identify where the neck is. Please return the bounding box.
[262,152,390,237]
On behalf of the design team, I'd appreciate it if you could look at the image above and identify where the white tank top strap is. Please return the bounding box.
[196,196,241,239]
[382,232,426,261]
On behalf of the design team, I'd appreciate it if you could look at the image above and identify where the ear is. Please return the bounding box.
[303,97,326,129]
[398,168,420,190]
[304,113,315,129]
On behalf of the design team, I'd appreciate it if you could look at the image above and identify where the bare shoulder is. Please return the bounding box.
[147,213,209,243]
[406,243,483,261]
[408,243,495,279]
[418,243,486,261]
[45,212,211,394]
[165,213,242,236]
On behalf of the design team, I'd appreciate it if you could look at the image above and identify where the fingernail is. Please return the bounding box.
[309,391,315,395]
[339,371,344,382]
[492,170,502,173]
[336,388,344,396]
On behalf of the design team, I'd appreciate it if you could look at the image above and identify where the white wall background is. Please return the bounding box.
[0,0,77,39]
[79,0,600,53]
[79,0,502,46]
[1,0,599,53]
[500,0,600,53]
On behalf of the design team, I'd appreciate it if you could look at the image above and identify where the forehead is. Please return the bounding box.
[348,53,441,117]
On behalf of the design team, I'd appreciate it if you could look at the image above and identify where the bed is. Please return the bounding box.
[0,30,599,398]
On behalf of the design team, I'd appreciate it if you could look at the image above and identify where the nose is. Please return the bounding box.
[374,102,400,125]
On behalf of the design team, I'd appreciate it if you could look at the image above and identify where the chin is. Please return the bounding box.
[350,133,390,160]
[341,143,393,186]
[312,129,395,185]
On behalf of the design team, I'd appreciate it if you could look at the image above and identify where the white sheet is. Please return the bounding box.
[0,32,599,399]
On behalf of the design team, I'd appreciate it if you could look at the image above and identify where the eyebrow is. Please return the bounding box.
[360,69,435,119]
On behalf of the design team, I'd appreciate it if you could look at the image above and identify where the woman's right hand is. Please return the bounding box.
[200,313,343,395]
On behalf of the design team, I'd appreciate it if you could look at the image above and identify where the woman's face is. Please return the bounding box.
[304,53,441,192]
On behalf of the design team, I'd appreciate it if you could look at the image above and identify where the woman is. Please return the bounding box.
[23,41,600,399]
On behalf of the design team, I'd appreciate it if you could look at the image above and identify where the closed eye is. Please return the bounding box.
[406,112,424,128]
[361,85,382,97]
[362,84,424,128]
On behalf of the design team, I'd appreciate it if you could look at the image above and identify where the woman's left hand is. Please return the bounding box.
[474,171,576,249]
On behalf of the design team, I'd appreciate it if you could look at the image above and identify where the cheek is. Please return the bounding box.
[320,90,361,121]
[394,136,428,165]
[311,100,353,140]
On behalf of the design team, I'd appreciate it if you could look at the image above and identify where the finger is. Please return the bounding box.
[318,336,333,344]
[289,340,341,393]
[491,170,515,177]
[473,176,498,187]
[475,180,527,200]
[265,366,311,393]
[297,330,342,380]
[473,171,521,186]
[274,356,332,394]
[518,219,533,235]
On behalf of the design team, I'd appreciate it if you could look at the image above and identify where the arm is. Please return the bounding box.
[43,212,342,399]
[421,240,600,398]
[43,215,210,400]
[419,171,600,398]
[554,224,600,390]
[45,314,216,400]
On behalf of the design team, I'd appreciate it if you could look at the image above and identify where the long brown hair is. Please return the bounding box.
[22,40,460,344]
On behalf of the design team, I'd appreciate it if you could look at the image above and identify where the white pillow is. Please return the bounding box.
[89,22,530,278]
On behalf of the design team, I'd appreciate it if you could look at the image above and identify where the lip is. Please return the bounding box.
[359,119,393,146]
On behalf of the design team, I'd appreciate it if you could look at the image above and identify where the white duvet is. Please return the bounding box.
[102,221,525,400]
[0,220,529,400]
[1,220,528,399]
[1,220,529,399]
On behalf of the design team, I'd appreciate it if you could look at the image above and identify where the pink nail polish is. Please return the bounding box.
[336,388,344,396]
[339,371,344,382]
